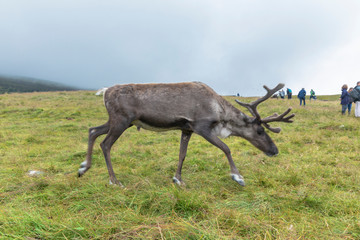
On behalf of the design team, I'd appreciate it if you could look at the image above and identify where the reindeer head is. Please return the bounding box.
[234,83,295,156]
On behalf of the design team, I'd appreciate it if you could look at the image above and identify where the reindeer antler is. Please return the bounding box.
[235,83,295,133]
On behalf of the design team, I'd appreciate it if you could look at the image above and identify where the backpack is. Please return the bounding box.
[298,89,306,98]
[349,87,360,102]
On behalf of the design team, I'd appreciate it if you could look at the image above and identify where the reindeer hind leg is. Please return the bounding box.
[173,131,192,186]
[78,122,110,177]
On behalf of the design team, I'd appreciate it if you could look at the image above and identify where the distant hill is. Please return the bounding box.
[0,75,79,94]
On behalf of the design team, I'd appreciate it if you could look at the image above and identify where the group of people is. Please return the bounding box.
[297,88,317,106]
[278,88,316,106]
[340,81,360,117]
[276,84,360,117]
[278,88,294,99]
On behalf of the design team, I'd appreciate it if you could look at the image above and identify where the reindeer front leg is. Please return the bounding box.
[173,131,192,186]
[99,120,131,187]
[196,128,245,186]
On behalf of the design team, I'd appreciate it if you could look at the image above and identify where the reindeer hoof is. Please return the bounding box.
[231,174,245,186]
[173,177,185,186]
[78,161,88,177]
[80,161,87,168]
[78,167,87,177]
[109,179,124,187]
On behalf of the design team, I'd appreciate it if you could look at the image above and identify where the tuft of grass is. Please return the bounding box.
[1,91,360,239]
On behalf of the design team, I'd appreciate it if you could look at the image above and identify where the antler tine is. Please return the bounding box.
[262,108,295,133]
[263,114,295,133]
[262,108,295,123]
[251,83,285,106]
[263,123,281,133]
[236,83,294,133]
[235,99,259,119]
[235,83,285,120]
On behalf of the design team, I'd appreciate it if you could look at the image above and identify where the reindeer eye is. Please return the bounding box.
[257,126,265,135]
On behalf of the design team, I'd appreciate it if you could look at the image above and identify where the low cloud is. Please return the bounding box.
[0,0,359,96]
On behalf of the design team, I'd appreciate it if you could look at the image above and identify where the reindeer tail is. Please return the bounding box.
[95,87,108,96]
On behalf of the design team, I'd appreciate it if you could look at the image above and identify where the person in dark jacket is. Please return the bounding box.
[340,84,350,115]
[298,88,306,106]
[348,87,354,114]
[286,88,292,99]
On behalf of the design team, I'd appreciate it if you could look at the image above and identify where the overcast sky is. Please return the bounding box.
[0,0,360,96]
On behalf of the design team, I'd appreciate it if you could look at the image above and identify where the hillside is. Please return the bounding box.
[0,75,78,93]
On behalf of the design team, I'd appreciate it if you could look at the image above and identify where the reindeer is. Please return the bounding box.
[78,82,294,187]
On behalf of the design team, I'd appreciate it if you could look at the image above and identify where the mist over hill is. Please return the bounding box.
[0,75,79,94]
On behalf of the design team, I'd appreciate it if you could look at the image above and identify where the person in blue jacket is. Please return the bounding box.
[286,88,292,99]
[298,88,306,106]
[340,84,350,115]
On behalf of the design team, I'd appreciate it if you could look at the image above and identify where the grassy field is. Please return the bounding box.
[1,90,360,239]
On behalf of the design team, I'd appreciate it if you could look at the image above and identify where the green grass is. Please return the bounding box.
[1,91,360,239]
